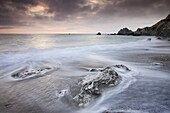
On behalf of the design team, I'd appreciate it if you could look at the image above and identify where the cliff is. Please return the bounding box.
[117,14,170,38]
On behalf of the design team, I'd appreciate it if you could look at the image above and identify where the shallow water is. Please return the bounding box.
[0,34,170,113]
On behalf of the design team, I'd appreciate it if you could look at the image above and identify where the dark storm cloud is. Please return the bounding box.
[44,0,99,20]
[0,0,97,25]
[99,0,170,17]
[0,0,169,28]
[46,0,90,14]
[0,0,39,26]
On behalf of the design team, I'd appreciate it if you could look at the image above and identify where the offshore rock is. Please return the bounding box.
[96,32,101,35]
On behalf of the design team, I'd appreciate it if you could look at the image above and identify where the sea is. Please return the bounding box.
[0,34,170,113]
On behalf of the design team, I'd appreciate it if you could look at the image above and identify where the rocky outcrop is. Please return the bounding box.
[117,14,170,38]
[117,27,133,35]
[134,14,170,38]
[133,27,154,36]
[96,32,101,35]
[73,64,131,107]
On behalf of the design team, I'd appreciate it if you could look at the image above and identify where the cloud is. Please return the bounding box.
[98,0,170,17]
[0,0,39,26]
[0,26,14,29]
[0,0,95,25]
[0,0,169,33]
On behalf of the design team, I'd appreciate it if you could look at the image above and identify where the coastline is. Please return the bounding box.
[116,14,170,39]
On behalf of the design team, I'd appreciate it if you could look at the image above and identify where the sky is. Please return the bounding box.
[0,0,170,34]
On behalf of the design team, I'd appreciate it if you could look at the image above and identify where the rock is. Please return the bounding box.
[133,14,170,38]
[55,89,69,98]
[11,66,53,80]
[102,110,124,113]
[78,103,84,107]
[96,32,101,35]
[109,33,117,35]
[116,14,170,39]
[89,68,98,72]
[114,64,131,71]
[117,27,133,35]
[46,67,51,70]
[133,27,153,36]
[73,65,123,107]
[166,14,170,19]
[4,104,12,108]
[102,111,111,113]
[147,38,151,41]
[152,62,164,66]
[157,37,162,40]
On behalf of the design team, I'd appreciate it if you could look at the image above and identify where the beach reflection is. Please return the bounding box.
[30,35,56,49]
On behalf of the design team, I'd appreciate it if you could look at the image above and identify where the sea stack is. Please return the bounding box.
[96,32,101,35]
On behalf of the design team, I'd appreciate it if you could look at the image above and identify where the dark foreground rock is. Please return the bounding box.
[117,27,133,35]
[117,14,170,38]
[73,65,131,107]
